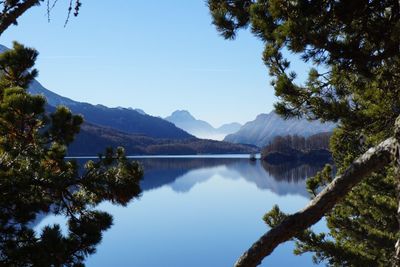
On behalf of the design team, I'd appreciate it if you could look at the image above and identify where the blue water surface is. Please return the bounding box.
[37,157,326,267]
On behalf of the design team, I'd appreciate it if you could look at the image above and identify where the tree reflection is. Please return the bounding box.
[136,157,329,195]
[0,43,143,266]
[3,157,332,266]
[261,161,329,182]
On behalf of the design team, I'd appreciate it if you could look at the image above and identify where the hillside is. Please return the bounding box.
[224,112,336,147]
[1,44,190,140]
[69,122,257,156]
[28,80,193,139]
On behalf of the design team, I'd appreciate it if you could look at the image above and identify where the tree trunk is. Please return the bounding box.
[394,131,400,266]
[234,137,397,267]
[395,173,400,266]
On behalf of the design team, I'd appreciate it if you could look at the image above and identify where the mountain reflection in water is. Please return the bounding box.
[138,157,322,197]
[14,157,327,267]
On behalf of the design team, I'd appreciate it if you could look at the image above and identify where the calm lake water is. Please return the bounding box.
[37,156,326,267]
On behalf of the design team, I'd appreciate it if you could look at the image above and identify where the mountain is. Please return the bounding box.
[28,80,192,139]
[133,108,146,115]
[69,122,257,156]
[0,43,191,140]
[30,81,258,155]
[165,110,242,140]
[40,105,257,156]
[36,87,256,156]
[0,44,262,155]
[224,112,336,147]
[165,110,214,137]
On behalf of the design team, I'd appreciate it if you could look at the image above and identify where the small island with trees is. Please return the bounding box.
[261,132,332,164]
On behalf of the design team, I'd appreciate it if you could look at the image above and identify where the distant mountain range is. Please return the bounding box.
[29,79,334,154]
[0,44,190,140]
[19,64,255,155]
[165,110,242,140]
[33,83,257,155]
[29,80,192,140]
[224,112,336,147]
[0,44,335,155]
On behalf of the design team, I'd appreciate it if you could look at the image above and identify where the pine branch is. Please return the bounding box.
[234,136,397,267]
[0,0,41,36]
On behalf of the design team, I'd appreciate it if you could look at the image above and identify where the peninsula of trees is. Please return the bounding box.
[261,133,331,164]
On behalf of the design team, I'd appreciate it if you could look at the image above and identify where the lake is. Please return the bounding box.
[37,156,326,267]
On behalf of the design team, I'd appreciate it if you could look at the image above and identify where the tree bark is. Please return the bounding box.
[394,162,400,267]
[393,120,400,267]
[234,137,397,267]
[0,0,41,37]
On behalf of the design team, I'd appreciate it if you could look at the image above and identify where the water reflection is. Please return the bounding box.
[261,161,326,182]
[138,158,237,192]
[1,156,142,267]
[22,157,326,267]
[84,157,325,267]
[137,158,321,198]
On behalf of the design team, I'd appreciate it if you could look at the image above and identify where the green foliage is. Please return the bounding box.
[0,41,38,89]
[306,164,332,197]
[0,42,143,266]
[263,205,286,227]
[209,0,400,265]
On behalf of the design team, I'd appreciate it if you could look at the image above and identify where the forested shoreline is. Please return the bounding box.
[261,133,332,164]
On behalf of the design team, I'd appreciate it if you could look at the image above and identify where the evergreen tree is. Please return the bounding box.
[0,42,143,266]
[208,1,400,266]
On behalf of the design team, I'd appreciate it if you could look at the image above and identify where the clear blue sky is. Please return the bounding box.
[2,0,278,127]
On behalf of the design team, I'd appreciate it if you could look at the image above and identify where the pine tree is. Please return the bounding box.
[0,42,143,266]
[208,1,400,266]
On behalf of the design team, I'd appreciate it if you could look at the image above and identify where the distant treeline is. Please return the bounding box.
[262,132,331,154]
[261,132,332,164]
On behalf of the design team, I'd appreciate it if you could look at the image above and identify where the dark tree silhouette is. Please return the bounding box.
[208,1,400,266]
[0,42,143,266]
